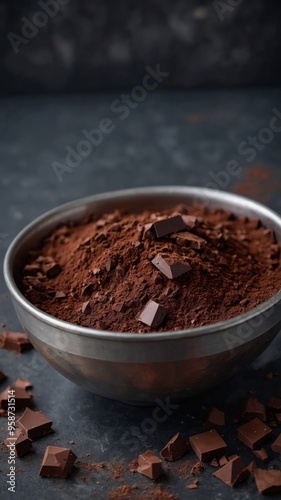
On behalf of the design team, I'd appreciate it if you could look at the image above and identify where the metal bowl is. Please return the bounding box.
[3,187,281,404]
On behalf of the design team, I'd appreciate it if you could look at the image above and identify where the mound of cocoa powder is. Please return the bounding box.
[18,204,281,333]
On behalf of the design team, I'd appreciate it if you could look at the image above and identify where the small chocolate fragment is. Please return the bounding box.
[211,459,219,468]
[136,300,168,328]
[137,451,163,480]
[14,378,32,390]
[42,262,62,278]
[55,291,66,299]
[181,215,198,228]
[207,407,225,427]
[18,407,52,439]
[5,428,32,457]
[189,429,227,461]
[0,386,32,410]
[213,456,250,488]
[22,264,41,276]
[81,284,93,296]
[237,418,272,450]
[173,232,206,250]
[81,301,91,315]
[39,446,77,478]
[267,397,281,412]
[105,258,112,271]
[160,432,188,461]
[242,398,266,422]
[219,456,228,467]
[271,433,281,453]
[253,448,268,461]
[186,479,199,489]
[254,468,281,494]
[113,302,127,313]
[153,216,186,238]
[0,331,33,353]
[151,254,191,279]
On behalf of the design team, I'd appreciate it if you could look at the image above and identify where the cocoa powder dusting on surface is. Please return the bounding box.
[18,204,281,333]
[233,163,281,202]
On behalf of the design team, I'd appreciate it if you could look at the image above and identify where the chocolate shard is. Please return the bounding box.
[186,479,199,489]
[237,418,272,450]
[189,429,227,461]
[160,432,188,462]
[253,448,268,461]
[151,254,191,279]
[242,398,266,422]
[136,300,168,328]
[254,468,281,494]
[267,397,281,412]
[213,456,250,488]
[219,456,229,467]
[113,302,127,313]
[271,433,281,453]
[207,407,225,427]
[14,378,32,390]
[181,215,198,228]
[39,446,77,478]
[22,264,41,276]
[172,231,206,250]
[137,451,164,480]
[55,291,66,299]
[18,407,53,439]
[0,386,32,410]
[81,301,91,315]
[42,262,62,278]
[81,284,93,296]
[5,428,32,457]
[153,215,186,238]
[0,331,33,353]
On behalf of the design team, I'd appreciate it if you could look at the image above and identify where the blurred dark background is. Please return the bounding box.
[0,0,281,94]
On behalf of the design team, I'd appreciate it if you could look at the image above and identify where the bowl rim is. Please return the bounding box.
[3,185,281,342]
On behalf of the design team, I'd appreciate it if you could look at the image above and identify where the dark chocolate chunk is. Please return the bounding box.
[81,301,91,314]
[151,254,191,279]
[242,398,266,422]
[237,418,272,450]
[42,262,62,278]
[253,448,268,461]
[181,215,198,228]
[172,231,206,250]
[213,456,250,488]
[153,215,186,237]
[0,331,33,353]
[14,378,32,390]
[0,386,32,410]
[160,432,188,461]
[271,433,281,453]
[5,428,32,457]
[267,397,281,412]
[218,456,229,467]
[254,468,281,494]
[81,284,93,296]
[207,407,225,427]
[189,430,227,461]
[39,446,77,478]
[22,264,41,276]
[18,407,53,439]
[137,451,163,480]
[136,300,168,328]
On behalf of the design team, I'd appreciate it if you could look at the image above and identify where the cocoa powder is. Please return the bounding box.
[18,204,281,333]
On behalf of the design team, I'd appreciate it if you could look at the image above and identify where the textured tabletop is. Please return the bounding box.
[0,88,281,499]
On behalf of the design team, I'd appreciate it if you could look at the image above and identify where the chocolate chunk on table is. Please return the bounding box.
[137,451,163,480]
[39,446,77,478]
[237,418,272,450]
[18,407,53,439]
[271,433,281,453]
[136,300,168,328]
[207,407,225,426]
[213,456,250,488]
[267,397,281,412]
[151,254,191,279]
[253,448,268,461]
[5,428,32,457]
[0,331,33,353]
[254,468,281,494]
[14,378,32,390]
[0,385,32,410]
[160,432,188,461]
[189,429,227,461]
[153,216,186,237]
[242,398,266,422]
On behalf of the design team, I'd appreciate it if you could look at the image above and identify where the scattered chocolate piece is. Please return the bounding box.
[39,446,77,478]
[213,456,250,488]
[0,331,33,353]
[151,254,192,279]
[5,428,32,457]
[0,386,32,410]
[42,262,62,278]
[81,284,93,296]
[211,459,219,468]
[136,300,168,328]
[242,398,266,422]
[113,302,127,313]
[106,258,112,272]
[181,215,198,228]
[267,397,281,412]
[22,264,41,276]
[207,407,225,427]
[160,432,188,461]
[55,291,66,299]
[153,216,186,238]
[254,468,281,494]
[172,232,206,250]
[81,301,91,315]
[271,433,281,453]
[189,430,227,461]
[18,407,53,439]
[14,378,32,390]
[186,479,199,489]
[137,451,163,480]
[253,448,268,461]
[237,418,272,450]
[218,456,228,467]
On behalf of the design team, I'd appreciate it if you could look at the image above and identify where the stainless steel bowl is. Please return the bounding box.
[3,187,281,404]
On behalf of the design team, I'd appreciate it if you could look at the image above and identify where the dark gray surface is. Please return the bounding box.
[1,0,281,93]
[0,89,281,499]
